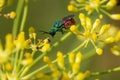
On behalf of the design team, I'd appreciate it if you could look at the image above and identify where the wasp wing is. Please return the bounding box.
[62,14,74,21]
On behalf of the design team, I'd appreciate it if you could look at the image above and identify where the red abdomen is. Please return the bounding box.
[63,18,75,27]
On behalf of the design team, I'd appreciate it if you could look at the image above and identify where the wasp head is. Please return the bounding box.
[49,29,56,37]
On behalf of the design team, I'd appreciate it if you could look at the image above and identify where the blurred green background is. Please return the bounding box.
[0,0,120,80]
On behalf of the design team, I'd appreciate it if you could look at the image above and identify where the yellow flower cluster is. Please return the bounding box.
[0,34,13,64]
[42,51,90,80]
[68,0,120,20]
[28,27,50,52]
[111,31,120,56]
[0,0,16,19]
[0,0,5,11]
[21,52,33,65]
[0,30,51,80]
[70,13,115,55]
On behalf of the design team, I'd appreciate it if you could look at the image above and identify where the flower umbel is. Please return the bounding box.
[27,27,51,52]
[70,13,114,55]
[0,30,51,80]
[42,51,90,80]
[68,0,120,20]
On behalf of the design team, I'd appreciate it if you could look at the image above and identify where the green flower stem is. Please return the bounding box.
[17,49,24,71]
[71,40,87,53]
[0,69,2,79]
[12,0,24,38]
[22,36,105,80]
[20,0,28,32]
[21,65,48,80]
[31,50,37,57]
[100,8,111,17]
[91,66,120,77]
[100,0,108,4]
[50,32,72,50]
[13,50,19,73]
[83,43,104,61]
[77,4,85,7]
[21,32,72,79]
[21,39,86,80]
[18,51,36,77]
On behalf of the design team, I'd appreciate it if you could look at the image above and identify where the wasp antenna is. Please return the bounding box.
[39,30,49,34]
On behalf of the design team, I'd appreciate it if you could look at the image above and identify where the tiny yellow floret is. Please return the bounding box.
[68,52,75,66]
[110,14,120,20]
[70,25,80,35]
[36,73,44,78]
[9,11,16,19]
[72,63,80,74]
[68,4,78,12]
[41,43,50,53]
[104,37,114,44]
[5,62,13,71]
[43,56,51,63]
[75,52,82,63]
[96,48,103,55]
[111,45,120,56]
[92,19,100,32]
[57,51,65,70]
[76,72,85,80]
[99,24,110,35]
[14,32,27,50]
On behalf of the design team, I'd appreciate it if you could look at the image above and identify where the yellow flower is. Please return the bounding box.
[5,34,14,54]
[72,52,82,74]
[76,71,90,80]
[0,34,14,64]
[70,13,114,55]
[43,56,58,71]
[98,24,110,36]
[41,43,50,53]
[92,33,97,41]
[61,72,69,80]
[115,31,120,42]
[67,4,78,12]
[43,52,89,80]
[70,25,81,35]
[75,52,82,63]
[43,38,50,44]
[91,19,100,32]
[104,36,115,44]
[0,0,5,7]
[68,0,119,20]
[52,70,60,79]
[57,51,65,70]
[14,32,27,50]
[86,17,92,30]
[96,48,103,55]
[79,13,86,27]
[111,45,120,56]
[21,52,33,65]
[36,73,44,78]
[106,0,117,10]
[9,11,16,19]
[68,52,75,66]
[5,62,13,71]
[29,27,36,39]
[110,14,120,20]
